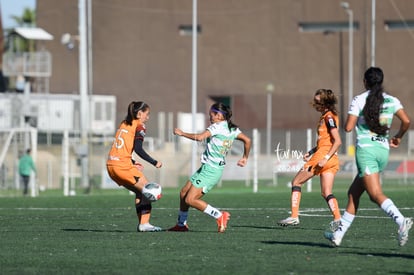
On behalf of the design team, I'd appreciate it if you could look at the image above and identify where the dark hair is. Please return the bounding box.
[210,102,238,130]
[313,89,338,115]
[123,101,149,125]
[362,67,388,136]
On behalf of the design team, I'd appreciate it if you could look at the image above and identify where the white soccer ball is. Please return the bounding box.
[142,182,162,202]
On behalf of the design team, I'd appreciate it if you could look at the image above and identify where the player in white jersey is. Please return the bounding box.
[168,102,251,233]
[325,67,412,247]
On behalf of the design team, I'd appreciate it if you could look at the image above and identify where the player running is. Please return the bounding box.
[325,67,412,247]
[168,102,251,233]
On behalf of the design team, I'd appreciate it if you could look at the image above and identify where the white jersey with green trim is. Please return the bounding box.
[348,90,403,149]
[201,121,241,169]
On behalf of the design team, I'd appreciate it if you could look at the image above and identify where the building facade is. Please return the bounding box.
[36,0,414,137]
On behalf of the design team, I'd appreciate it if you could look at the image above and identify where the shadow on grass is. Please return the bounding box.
[232,225,324,231]
[62,228,127,233]
[261,240,332,248]
[343,251,414,260]
[232,225,277,230]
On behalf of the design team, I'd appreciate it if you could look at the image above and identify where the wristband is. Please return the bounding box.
[324,155,330,160]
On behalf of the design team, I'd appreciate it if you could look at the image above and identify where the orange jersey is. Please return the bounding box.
[106,119,147,186]
[304,111,339,175]
[316,111,339,152]
[107,119,146,167]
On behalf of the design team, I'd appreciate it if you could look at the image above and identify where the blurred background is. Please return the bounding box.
[1,0,414,196]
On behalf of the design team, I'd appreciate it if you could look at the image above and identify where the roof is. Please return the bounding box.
[14,27,54,40]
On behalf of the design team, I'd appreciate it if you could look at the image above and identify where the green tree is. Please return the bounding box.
[8,7,36,52]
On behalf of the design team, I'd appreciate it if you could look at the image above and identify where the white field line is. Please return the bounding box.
[1,207,413,220]
[2,206,413,213]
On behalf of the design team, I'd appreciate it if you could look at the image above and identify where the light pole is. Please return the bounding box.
[266,83,274,156]
[341,2,353,155]
[191,0,198,174]
[79,0,90,188]
[371,0,376,66]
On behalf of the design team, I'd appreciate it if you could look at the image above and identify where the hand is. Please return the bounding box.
[237,157,247,167]
[390,137,401,148]
[303,152,311,162]
[317,158,327,168]
[174,128,183,136]
[155,161,163,168]
[134,163,144,171]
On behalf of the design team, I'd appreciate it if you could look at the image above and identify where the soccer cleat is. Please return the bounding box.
[167,224,189,232]
[217,211,230,233]
[278,217,300,227]
[398,217,413,246]
[137,223,162,232]
[329,220,341,232]
[324,231,342,247]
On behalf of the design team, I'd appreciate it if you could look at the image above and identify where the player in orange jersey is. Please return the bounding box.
[278,89,342,229]
[107,101,163,232]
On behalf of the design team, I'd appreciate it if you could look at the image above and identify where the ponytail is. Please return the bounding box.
[124,101,148,125]
[362,67,388,136]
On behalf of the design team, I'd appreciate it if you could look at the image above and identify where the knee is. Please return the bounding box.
[291,178,303,187]
[184,196,195,207]
[179,188,187,199]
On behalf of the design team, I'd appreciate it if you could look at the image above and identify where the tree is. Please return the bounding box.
[8,7,37,52]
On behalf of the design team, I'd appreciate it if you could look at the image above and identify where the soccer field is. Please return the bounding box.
[1,179,413,274]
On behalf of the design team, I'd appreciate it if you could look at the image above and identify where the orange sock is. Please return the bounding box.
[326,194,341,221]
[291,186,302,218]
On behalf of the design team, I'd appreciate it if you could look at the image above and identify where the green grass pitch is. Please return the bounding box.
[1,178,413,274]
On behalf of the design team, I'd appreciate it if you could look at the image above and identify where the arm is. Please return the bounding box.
[174,128,211,141]
[236,132,251,167]
[303,146,317,161]
[133,138,162,168]
[344,114,358,132]
[318,127,342,167]
[390,109,410,148]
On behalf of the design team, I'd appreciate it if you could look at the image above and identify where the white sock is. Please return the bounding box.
[335,211,355,239]
[381,199,405,227]
[177,210,188,226]
[203,204,222,219]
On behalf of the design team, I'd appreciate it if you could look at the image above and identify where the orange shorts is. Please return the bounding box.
[303,151,339,175]
[106,164,144,187]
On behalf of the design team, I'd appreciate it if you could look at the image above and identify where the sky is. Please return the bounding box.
[0,0,36,29]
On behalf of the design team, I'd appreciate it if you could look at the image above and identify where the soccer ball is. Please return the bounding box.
[142,182,162,202]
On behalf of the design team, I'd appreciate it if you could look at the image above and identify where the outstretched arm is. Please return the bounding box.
[133,138,162,168]
[174,128,211,141]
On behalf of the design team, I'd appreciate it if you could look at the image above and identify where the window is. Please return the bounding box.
[178,24,202,36]
[384,20,414,30]
[298,22,358,33]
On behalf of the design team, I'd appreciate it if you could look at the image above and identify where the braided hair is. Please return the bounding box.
[210,102,238,130]
[362,67,388,136]
[124,101,149,126]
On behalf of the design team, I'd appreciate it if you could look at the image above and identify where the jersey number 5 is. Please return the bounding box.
[113,129,128,149]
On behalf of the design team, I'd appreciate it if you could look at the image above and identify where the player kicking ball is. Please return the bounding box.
[168,103,251,233]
